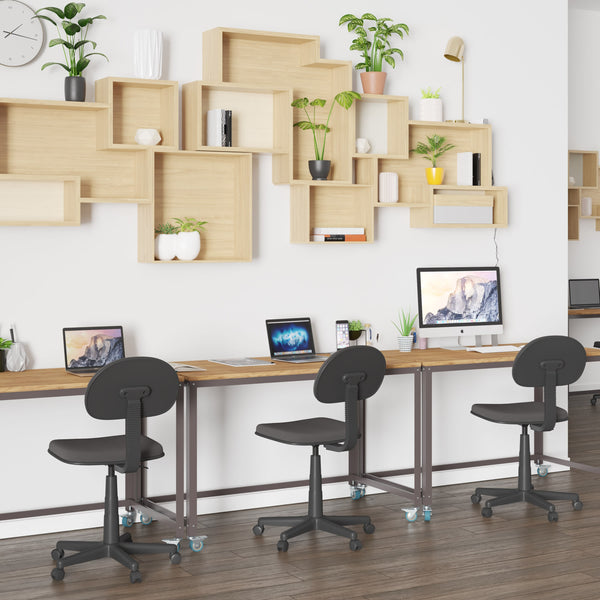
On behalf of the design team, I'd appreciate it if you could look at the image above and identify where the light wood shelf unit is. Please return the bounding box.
[95,77,179,149]
[138,149,252,263]
[568,153,599,240]
[568,150,598,188]
[0,174,80,226]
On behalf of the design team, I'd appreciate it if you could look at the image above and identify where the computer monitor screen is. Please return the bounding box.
[416,267,503,341]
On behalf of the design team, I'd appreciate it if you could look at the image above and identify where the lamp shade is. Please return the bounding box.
[444,36,464,62]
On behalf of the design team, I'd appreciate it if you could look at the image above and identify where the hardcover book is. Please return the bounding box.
[207,109,232,147]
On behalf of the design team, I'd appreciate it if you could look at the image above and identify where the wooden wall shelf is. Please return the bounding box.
[568,152,599,240]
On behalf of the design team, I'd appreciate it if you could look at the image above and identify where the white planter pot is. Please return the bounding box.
[420,98,443,122]
[398,336,413,352]
[154,233,177,261]
[175,231,201,261]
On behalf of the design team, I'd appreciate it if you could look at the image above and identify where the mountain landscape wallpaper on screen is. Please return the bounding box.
[66,330,124,368]
[423,273,500,325]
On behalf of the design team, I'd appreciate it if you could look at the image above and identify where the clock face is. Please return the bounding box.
[0,0,43,67]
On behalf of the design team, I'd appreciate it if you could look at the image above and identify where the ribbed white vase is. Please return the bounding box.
[134,30,163,79]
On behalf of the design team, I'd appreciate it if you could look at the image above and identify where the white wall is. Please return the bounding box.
[0,0,569,537]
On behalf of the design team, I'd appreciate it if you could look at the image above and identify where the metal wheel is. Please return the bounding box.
[481,506,493,518]
[573,500,583,511]
[471,494,481,504]
[169,551,181,564]
[252,524,264,536]
[363,522,375,534]
[349,539,362,551]
[140,514,153,525]
[121,515,134,527]
[50,548,64,561]
[189,539,204,552]
[277,539,289,552]
[51,567,65,581]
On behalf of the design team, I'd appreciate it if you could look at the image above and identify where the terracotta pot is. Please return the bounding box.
[426,167,445,185]
[360,72,387,95]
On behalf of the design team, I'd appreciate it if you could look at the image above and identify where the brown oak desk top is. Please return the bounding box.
[568,308,600,317]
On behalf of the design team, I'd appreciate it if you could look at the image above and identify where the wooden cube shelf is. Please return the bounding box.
[568,150,598,188]
[0,174,80,226]
[138,149,252,262]
[95,77,179,149]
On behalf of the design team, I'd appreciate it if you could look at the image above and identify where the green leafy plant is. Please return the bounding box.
[0,338,13,350]
[349,320,363,332]
[392,309,418,337]
[292,91,360,161]
[339,13,409,72]
[411,134,455,168]
[154,223,179,235]
[35,3,108,76]
[421,87,441,99]
[173,217,207,233]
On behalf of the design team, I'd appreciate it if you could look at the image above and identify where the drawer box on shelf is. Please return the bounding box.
[95,77,179,149]
[138,149,252,262]
[290,182,373,243]
[0,174,80,226]
[410,185,507,228]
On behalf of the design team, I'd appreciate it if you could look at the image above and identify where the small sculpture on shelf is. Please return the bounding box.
[410,134,455,185]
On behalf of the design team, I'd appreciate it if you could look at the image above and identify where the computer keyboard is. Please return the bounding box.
[466,345,522,353]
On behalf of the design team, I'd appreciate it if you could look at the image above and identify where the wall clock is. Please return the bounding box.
[0,0,43,67]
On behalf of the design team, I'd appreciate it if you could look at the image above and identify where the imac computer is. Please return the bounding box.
[416,266,503,347]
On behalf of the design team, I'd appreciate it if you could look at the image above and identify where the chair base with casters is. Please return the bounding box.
[470,424,583,522]
[51,465,180,583]
[253,445,374,552]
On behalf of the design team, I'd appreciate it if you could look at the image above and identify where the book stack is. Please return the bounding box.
[310,227,366,242]
[456,152,481,186]
[206,109,232,147]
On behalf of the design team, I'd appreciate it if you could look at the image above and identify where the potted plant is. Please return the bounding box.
[292,91,360,180]
[154,222,178,261]
[349,320,364,341]
[392,309,417,352]
[339,13,409,95]
[411,134,455,185]
[173,217,207,261]
[0,338,13,372]
[420,87,443,122]
[35,3,108,102]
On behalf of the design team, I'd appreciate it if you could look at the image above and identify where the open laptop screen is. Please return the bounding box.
[63,326,125,371]
[265,318,316,358]
[569,279,600,308]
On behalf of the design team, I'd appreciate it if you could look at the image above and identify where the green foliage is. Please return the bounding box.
[35,3,107,76]
[339,13,409,72]
[391,309,418,337]
[292,91,360,160]
[421,87,441,99]
[0,338,13,350]
[154,223,179,235]
[410,134,455,168]
[173,217,207,233]
[349,320,363,331]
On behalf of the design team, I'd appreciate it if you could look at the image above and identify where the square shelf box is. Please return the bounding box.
[139,150,252,262]
[0,174,80,226]
[568,150,598,188]
[95,77,179,148]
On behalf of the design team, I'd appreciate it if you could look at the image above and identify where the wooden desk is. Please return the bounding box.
[568,308,600,318]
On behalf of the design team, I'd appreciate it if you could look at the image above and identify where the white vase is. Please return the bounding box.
[398,336,413,352]
[379,172,399,203]
[420,98,443,122]
[134,30,163,79]
[175,231,201,261]
[154,233,177,260]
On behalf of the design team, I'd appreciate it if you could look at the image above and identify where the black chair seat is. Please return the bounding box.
[471,402,568,427]
[49,435,164,466]
[256,417,346,446]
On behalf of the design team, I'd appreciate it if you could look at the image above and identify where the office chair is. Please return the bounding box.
[252,346,386,551]
[48,357,181,583]
[470,335,586,522]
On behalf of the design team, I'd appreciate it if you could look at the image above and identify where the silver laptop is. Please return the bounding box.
[63,326,125,376]
[569,279,600,308]
[265,317,328,363]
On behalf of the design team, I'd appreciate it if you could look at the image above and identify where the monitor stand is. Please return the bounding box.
[473,334,499,347]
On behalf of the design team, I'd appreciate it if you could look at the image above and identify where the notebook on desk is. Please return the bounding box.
[569,279,600,308]
[265,317,328,363]
[63,326,125,376]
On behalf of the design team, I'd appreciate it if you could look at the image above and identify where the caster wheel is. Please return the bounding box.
[423,509,432,522]
[120,532,132,544]
[404,509,418,522]
[277,539,289,552]
[121,515,134,528]
[481,506,493,518]
[350,484,366,500]
[169,551,181,564]
[130,570,142,584]
[349,539,362,551]
[363,522,375,534]
[592,396,598,406]
[252,524,264,536]
[537,466,548,477]
[548,511,559,522]
[51,567,65,581]
[573,500,583,511]
[51,548,64,561]
[189,539,204,552]
[471,494,481,505]
[140,514,152,525]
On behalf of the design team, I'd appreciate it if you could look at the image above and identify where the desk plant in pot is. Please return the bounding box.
[35,3,107,101]
[154,222,178,261]
[174,217,207,261]
[292,91,360,180]
[392,309,417,352]
[339,13,409,95]
[0,338,13,372]
[411,134,455,185]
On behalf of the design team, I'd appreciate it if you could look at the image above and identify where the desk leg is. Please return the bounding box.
[186,383,200,538]
[421,367,433,509]
[414,370,422,509]
[175,385,185,537]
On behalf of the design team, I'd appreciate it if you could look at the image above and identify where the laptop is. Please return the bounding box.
[63,326,125,376]
[569,279,600,308]
[265,317,328,363]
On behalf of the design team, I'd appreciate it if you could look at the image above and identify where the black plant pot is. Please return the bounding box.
[0,350,5,373]
[308,160,331,181]
[65,76,86,102]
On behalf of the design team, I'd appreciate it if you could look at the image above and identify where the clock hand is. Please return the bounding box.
[2,30,37,41]
[4,23,22,38]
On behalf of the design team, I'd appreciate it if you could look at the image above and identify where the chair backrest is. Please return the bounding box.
[85,357,180,472]
[512,335,586,432]
[314,346,386,452]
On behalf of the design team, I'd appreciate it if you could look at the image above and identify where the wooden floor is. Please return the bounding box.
[3,394,600,599]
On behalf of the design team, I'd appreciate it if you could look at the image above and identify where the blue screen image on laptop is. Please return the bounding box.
[267,318,313,357]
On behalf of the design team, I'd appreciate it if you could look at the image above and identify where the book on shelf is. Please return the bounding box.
[456,152,482,186]
[206,109,232,147]
[312,227,364,235]
[472,153,481,186]
[310,233,367,242]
